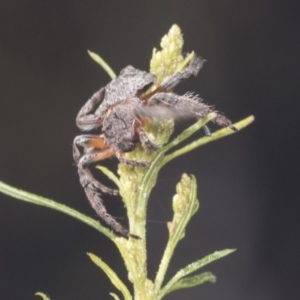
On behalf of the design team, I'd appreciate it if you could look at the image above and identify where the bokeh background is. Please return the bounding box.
[0,1,299,299]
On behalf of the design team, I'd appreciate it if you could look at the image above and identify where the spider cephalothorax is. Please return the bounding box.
[73,57,236,238]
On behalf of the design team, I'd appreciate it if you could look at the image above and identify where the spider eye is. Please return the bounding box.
[118,140,135,152]
[106,125,112,130]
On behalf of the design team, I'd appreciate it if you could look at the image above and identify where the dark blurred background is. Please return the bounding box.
[0,1,299,299]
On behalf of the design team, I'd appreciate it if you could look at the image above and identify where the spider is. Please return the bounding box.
[73,56,236,238]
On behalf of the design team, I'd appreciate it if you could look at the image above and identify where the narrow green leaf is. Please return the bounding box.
[163,115,255,166]
[35,292,51,300]
[163,114,216,153]
[0,180,115,239]
[154,174,198,294]
[96,166,121,190]
[109,293,121,300]
[179,249,236,277]
[175,51,195,73]
[87,50,117,79]
[159,272,216,298]
[87,253,132,300]
[162,249,236,296]
[168,174,199,239]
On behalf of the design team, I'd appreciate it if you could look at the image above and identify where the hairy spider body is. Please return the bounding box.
[73,57,236,238]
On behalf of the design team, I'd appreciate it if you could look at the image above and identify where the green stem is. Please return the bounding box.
[124,115,217,297]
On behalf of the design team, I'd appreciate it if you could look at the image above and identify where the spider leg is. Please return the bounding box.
[116,152,150,168]
[147,92,237,130]
[76,87,105,131]
[73,135,119,195]
[84,186,136,238]
[136,105,213,136]
[203,125,212,136]
[160,56,205,90]
[139,130,160,151]
[76,146,136,238]
[78,151,119,196]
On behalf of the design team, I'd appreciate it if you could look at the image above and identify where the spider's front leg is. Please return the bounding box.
[160,56,205,90]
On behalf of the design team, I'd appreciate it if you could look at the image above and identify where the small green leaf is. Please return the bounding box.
[87,50,116,79]
[162,248,236,295]
[175,51,195,73]
[109,293,121,300]
[0,181,115,239]
[169,174,199,238]
[87,253,132,300]
[163,115,255,166]
[179,249,236,277]
[96,166,121,190]
[159,272,216,298]
[35,292,51,300]
[154,174,198,294]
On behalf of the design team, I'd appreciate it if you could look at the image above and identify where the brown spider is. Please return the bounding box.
[73,56,236,238]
